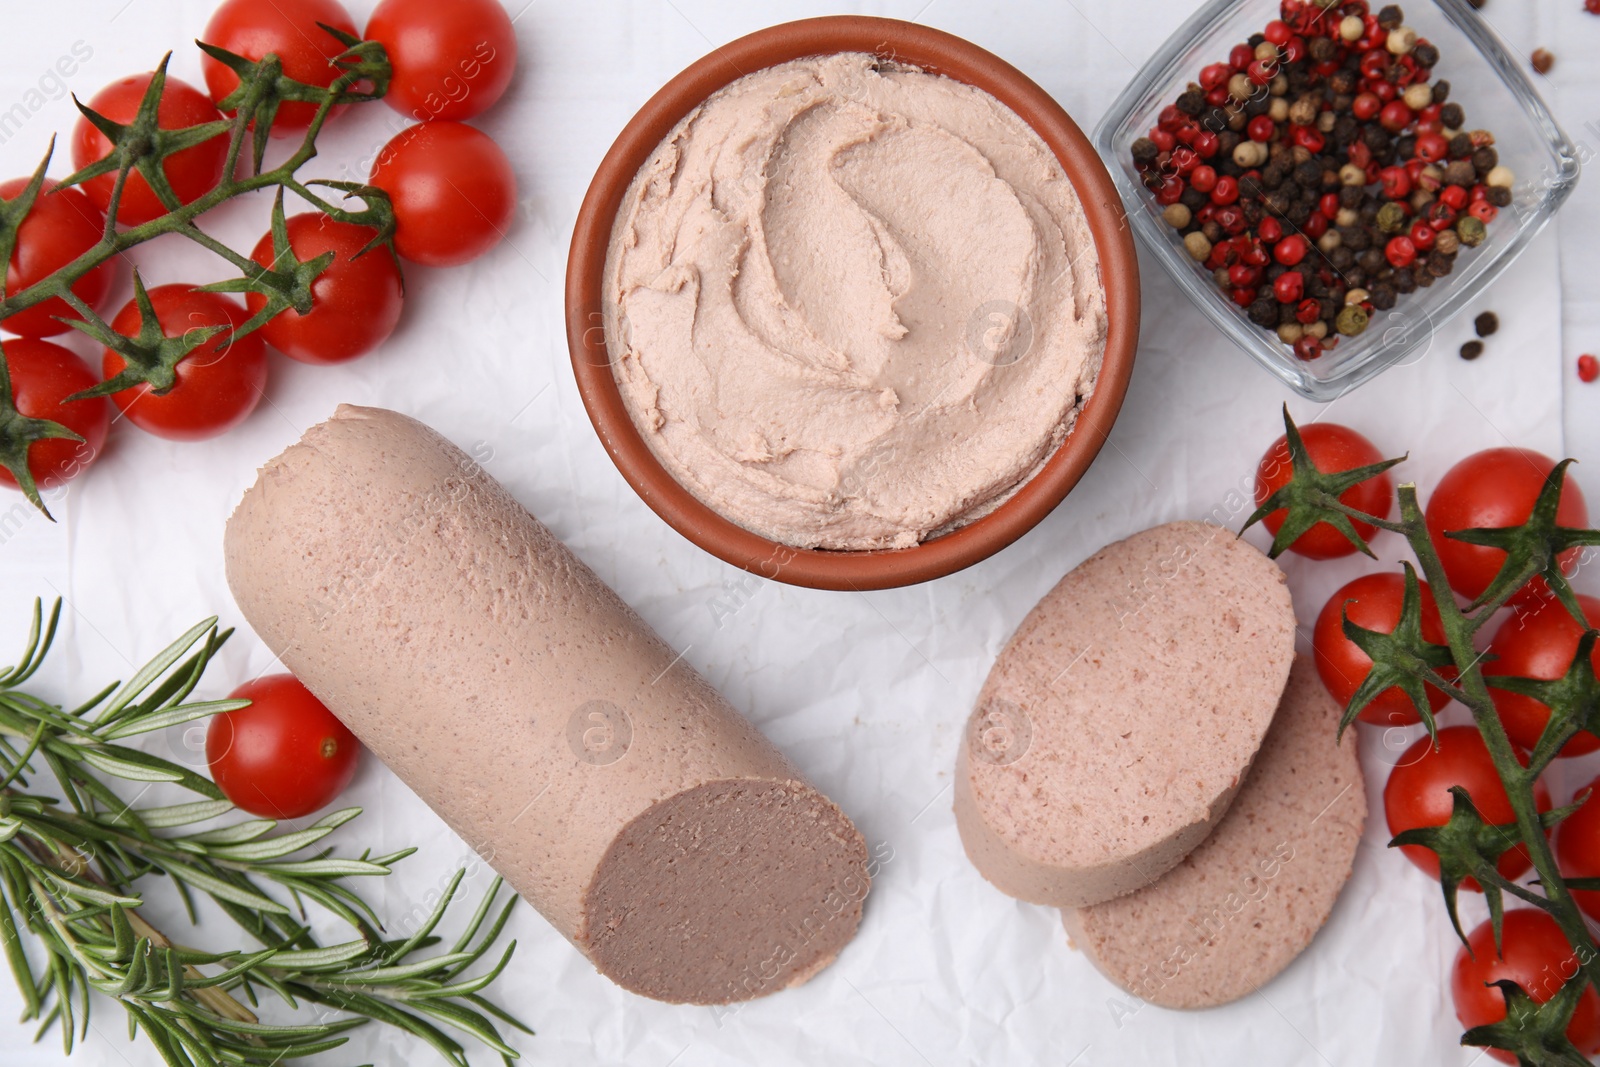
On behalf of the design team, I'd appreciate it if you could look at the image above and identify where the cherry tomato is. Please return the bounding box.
[1452,909,1600,1065]
[368,121,516,267]
[245,213,403,364]
[364,0,517,122]
[207,674,360,819]
[0,339,109,494]
[1484,595,1600,757]
[71,73,227,226]
[1,178,113,339]
[1387,726,1549,887]
[1314,572,1451,726]
[1426,448,1590,607]
[101,285,267,441]
[1254,422,1394,559]
[1558,776,1600,922]
[201,0,359,137]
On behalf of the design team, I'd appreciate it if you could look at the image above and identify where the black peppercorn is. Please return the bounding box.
[1376,4,1403,28]
[1180,187,1208,212]
[1345,267,1367,289]
[1359,248,1386,274]
[1279,303,1301,327]
[1330,246,1356,271]
[1432,80,1452,105]
[1448,133,1474,160]
[1427,250,1455,277]
[1245,95,1271,118]
[1293,160,1321,188]
[1371,285,1398,311]
[1217,131,1243,157]
[1460,340,1484,361]
[1342,226,1372,252]
[1443,160,1476,187]
[1417,269,1436,288]
[1288,200,1313,226]
[1202,220,1223,243]
[1413,43,1439,68]
[1395,269,1418,293]
[1474,311,1499,337]
[1363,125,1391,152]
[1397,135,1417,158]
[1488,185,1512,207]
[1331,69,1359,95]
[1132,138,1159,167]
[1440,104,1464,131]
[1309,35,1336,62]
[1472,146,1499,173]
[1262,164,1288,189]
[1248,32,1266,48]
[1177,88,1206,115]
[1248,299,1279,328]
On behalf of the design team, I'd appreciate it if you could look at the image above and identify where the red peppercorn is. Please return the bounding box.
[1353,92,1382,121]
[1159,105,1184,131]
[1294,335,1324,361]
[1211,175,1240,205]
[1216,205,1248,234]
[1386,235,1418,268]
[1347,141,1373,169]
[1228,263,1260,288]
[1190,165,1218,193]
[1230,43,1255,70]
[1275,234,1308,265]
[1274,272,1304,303]
[1257,216,1284,244]
[1380,165,1412,200]
[1379,100,1414,133]
[1470,183,1490,202]
[1283,36,1307,63]
[1248,115,1277,142]
[1230,286,1258,308]
[1319,192,1341,220]
[1314,59,1340,78]
[1206,86,1231,107]
[1175,125,1198,146]
[1295,298,1321,325]
[1469,200,1499,224]
[1263,19,1292,46]
[1440,185,1469,210]
[1172,146,1199,174]
[1200,62,1231,91]
[1373,79,1398,103]
[1154,174,1185,205]
[1415,133,1449,163]
[1150,129,1176,153]
[1241,241,1271,268]
[1193,131,1219,158]
[1424,200,1458,229]
[1292,125,1327,153]
[1362,50,1389,80]
[1420,103,1442,123]
[1303,212,1329,240]
[1579,354,1599,383]
[1587,0,1600,15]
[1247,58,1278,85]
[1409,220,1436,251]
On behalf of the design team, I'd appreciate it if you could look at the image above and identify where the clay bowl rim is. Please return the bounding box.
[565,15,1140,592]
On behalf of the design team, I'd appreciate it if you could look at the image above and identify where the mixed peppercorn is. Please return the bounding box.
[1131,0,1511,361]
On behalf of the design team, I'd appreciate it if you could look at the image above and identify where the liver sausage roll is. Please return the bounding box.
[1061,655,1365,1008]
[954,521,1296,907]
[224,405,869,1005]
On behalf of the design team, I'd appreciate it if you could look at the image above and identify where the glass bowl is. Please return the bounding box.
[1093,0,1580,400]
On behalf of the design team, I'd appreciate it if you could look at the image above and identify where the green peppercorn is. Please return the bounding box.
[1457,215,1487,247]
[1377,202,1408,234]
[1336,305,1370,336]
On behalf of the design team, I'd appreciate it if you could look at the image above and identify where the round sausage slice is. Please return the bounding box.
[954,521,1296,907]
[224,405,869,1005]
[1061,655,1365,1008]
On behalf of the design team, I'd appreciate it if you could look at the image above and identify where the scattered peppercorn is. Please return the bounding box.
[1531,49,1555,75]
[1474,311,1499,337]
[1580,353,1599,382]
[1460,340,1485,361]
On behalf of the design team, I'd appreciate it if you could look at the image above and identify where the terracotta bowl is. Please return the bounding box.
[566,15,1139,591]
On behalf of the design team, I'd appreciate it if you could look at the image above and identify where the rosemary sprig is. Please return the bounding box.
[1241,407,1600,1066]
[0,25,400,518]
[0,599,528,1065]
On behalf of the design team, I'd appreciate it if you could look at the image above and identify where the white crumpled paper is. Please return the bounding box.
[1,1,1595,1065]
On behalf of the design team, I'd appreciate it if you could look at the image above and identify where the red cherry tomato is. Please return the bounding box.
[0,339,109,494]
[1557,776,1600,922]
[364,0,517,122]
[1,178,113,338]
[1313,572,1450,726]
[1452,909,1600,1065]
[1254,422,1394,559]
[368,121,516,267]
[1387,726,1550,886]
[71,73,227,226]
[245,213,403,364]
[201,0,359,137]
[101,285,267,441]
[1426,448,1590,607]
[207,674,361,820]
[1484,595,1600,757]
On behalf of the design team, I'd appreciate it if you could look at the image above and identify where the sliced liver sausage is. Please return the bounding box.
[224,406,869,1004]
[1061,655,1365,1008]
[954,521,1296,907]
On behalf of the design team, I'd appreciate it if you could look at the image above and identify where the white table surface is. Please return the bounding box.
[1,1,1597,1065]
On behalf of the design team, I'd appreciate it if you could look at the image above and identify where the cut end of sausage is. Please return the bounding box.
[1061,655,1365,1009]
[955,521,1296,907]
[581,778,870,1004]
